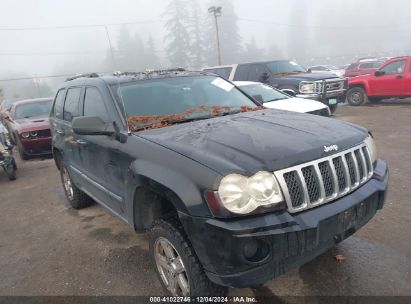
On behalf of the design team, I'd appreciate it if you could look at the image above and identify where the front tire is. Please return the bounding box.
[347,87,367,106]
[329,104,338,114]
[149,217,228,296]
[60,162,93,209]
[18,147,29,160]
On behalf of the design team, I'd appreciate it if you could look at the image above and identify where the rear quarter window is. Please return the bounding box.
[212,67,232,79]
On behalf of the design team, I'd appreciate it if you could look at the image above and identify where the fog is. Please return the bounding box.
[0,0,410,99]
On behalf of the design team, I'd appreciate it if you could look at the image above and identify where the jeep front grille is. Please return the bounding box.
[274,143,373,213]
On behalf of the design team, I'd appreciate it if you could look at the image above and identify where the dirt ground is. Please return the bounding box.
[0,100,410,297]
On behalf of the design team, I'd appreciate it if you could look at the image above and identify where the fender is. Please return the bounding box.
[348,78,371,95]
[124,159,214,230]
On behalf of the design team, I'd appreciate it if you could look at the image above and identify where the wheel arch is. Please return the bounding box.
[127,160,211,233]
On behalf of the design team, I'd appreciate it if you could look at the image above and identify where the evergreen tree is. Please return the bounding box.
[188,0,206,68]
[163,0,192,68]
[240,36,266,63]
[146,36,161,69]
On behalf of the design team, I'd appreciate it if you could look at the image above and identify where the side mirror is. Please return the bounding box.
[259,72,270,83]
[72,116,115,136]
[307,68,312,73]
[375,70,385,77]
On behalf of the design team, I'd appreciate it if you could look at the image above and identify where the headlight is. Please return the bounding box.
[21,132,30,138]
[299,82,315,94]
[218,171,284,214]
[364,135,377,164]
[30,131,37,137]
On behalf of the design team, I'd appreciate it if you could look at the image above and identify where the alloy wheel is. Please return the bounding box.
[154,237,190,296]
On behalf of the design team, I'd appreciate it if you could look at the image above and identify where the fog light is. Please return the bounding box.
[243,240,259,259]
[243,239,270,262]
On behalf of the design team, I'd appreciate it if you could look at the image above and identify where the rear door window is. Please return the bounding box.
[233,65,251,81]
[247,64,268,81]
[83,87,110,122]
[53,89,66,120]
[63,87,82,122]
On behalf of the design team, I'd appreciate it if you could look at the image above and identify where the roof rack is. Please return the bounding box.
[65,73,99,82]
[113,68,186,77]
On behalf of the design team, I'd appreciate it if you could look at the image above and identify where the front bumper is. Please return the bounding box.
[296,91,347,105]
[20,137,52,156]
[179,160,388,288]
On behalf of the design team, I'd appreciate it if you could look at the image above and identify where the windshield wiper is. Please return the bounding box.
[162,115,212,124]
[266,98,286,102]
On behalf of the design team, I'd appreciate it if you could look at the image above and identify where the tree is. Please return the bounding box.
[145,36,161,69]
[240,36,266,63]
[163,0,192,68]
[188,0,207,68]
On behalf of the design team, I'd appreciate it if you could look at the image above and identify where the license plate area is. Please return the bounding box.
[328,98,337,105]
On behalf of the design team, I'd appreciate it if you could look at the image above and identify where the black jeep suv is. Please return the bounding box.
[50,70,388,296]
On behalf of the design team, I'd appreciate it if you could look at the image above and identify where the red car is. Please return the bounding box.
[347,56,411,106]
[6,98,53,159]
[345,58,385,78]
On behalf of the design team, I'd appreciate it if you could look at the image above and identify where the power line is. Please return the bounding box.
[0,19,163,31]
[226,16,411,30]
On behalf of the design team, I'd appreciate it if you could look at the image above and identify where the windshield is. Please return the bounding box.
[15,101,52,119]
[239,83,288,103]
[267,61,306,74]
[112,76,261,131]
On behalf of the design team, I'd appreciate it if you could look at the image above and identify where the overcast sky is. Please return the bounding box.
[0,0,410,80]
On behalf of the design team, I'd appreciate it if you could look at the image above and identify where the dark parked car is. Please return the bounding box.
[203,60,348,113]
[51,70,388,296]
[7,98,53,159]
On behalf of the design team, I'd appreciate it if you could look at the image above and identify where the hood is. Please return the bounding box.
[275,71,342,81]
[15,115,50,132]
[264,97,328,113]
[136,109,367,176]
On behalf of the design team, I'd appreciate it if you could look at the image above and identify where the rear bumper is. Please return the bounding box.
[179,160,388,288]
[20,137,52,155]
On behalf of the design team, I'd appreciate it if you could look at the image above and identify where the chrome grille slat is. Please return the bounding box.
[350,152,361,188]
[274,143,373,213]
[358,149,368,182]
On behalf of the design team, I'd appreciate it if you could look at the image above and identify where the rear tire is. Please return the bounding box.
[59,161,93,209]
[347,87,368,106]
[149,217,228,297]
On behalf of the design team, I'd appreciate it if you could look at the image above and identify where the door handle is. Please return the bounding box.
[396,75,403,79]
[75,139,88,145]
[56,129,65,136]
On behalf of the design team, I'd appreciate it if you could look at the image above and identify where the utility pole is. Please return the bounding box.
[208,6,222,65]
